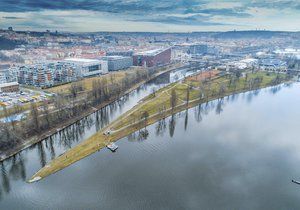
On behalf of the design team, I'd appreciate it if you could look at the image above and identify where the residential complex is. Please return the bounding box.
[18,62,77,87]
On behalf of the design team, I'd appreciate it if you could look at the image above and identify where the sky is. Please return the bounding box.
[0,0,300,32]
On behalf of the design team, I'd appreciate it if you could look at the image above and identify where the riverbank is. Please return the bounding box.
[0,62,185,162]
[28,70,291,182]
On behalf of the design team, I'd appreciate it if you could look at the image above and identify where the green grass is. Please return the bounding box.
[110,71,286,131]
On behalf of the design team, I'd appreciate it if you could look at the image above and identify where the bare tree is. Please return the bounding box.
[186,85,190,107]
[140,111,149,128]
[41,100,50,129]
[218,83,227,97]
[29,102,40,132]
[69,83,82,98]
[170,89,177,112]
[151,87,156,97]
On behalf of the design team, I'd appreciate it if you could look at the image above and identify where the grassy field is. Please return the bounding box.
[109,71,284,131]
[29,71,289,182]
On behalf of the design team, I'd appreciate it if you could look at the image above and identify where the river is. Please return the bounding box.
[1,70,300,209]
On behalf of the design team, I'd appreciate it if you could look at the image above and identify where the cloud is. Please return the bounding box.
[0,0,299,31]
[0,0,252,17]
[185,8,252,18]
[14,1,254,26]
[133,14,229,26]
[249,0,300,10]
[2,16,24,19]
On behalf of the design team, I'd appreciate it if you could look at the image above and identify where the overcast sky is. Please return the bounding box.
[0,0,300,32]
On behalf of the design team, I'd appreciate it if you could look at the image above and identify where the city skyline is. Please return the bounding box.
[1,0,300,32]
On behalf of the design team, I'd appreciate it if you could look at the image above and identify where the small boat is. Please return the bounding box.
[292,179,300,185]
[103,130,111,136]
[106,142,118,152]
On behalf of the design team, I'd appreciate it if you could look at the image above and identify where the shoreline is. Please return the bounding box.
[28,72,291,182]
[0,63,186,162]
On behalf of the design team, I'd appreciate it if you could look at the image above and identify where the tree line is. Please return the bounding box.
[0,68,154,153]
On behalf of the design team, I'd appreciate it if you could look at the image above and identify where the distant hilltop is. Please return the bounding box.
[0,36,27,50]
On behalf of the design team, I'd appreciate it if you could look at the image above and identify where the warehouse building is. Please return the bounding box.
[100,56,133,71]
[0,82,19,93]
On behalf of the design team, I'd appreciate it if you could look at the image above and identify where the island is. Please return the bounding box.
[28,70,291,182]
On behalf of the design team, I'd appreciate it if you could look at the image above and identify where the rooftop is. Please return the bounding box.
[64,58,100,63]
[135,48,170,56]
[100,56,130,60]
[0,82,19,88]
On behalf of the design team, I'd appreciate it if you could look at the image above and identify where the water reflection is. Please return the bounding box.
[216,98,226,115]
[169,115,176,138]
[0,67,195,200]
[0,74,293,208]
[155,119,167,137]
[194,104,203,123]
[270,85,282,94]
[37,142,46,167]
[184,110,189,131]
[1,162,11,194]
[137,129,149,141]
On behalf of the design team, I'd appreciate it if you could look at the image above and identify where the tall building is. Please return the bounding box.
[100,56,133,71]
[133,48,171,67]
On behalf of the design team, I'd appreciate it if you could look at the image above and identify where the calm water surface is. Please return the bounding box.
[1,75,300,209]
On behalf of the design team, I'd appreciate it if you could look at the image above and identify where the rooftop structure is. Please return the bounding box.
[64,58,100,63]
[135,48,170,56]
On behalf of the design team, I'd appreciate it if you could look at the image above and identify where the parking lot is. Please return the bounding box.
[0,88,54,109]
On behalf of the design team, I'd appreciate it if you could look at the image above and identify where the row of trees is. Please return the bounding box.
[0,68,157,153]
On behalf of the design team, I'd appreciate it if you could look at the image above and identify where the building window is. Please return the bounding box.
[88,65,101,72]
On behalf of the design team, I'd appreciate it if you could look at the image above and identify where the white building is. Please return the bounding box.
[0,69,18,84]
[64,58,108,77]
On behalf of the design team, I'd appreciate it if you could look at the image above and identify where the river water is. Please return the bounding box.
[1,70,300,209]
